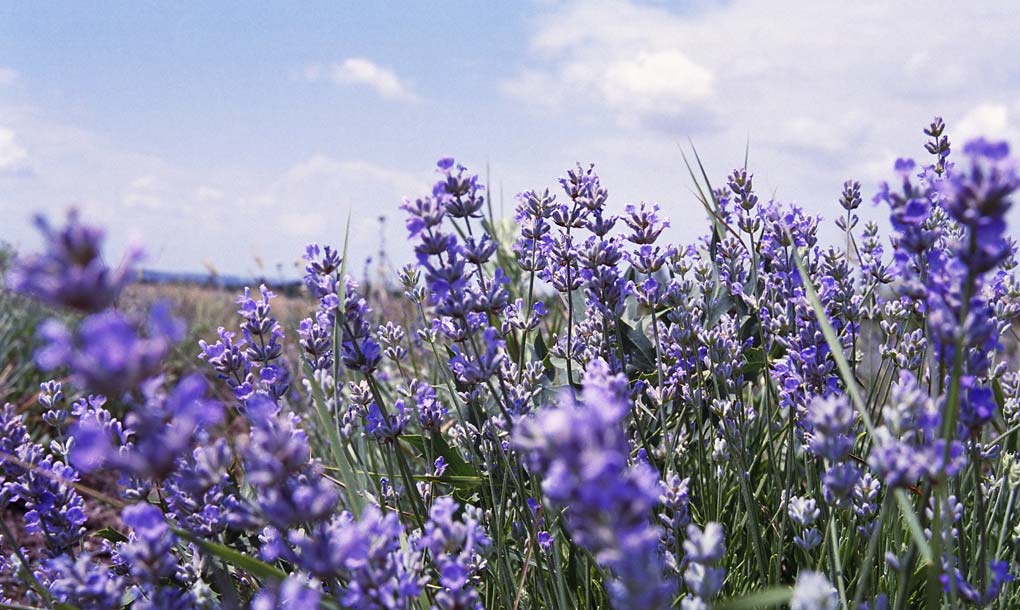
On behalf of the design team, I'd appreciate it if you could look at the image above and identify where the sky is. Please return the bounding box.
[2,1,1020,278]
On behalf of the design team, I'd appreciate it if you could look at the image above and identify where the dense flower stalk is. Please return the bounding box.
[515,359,674,609]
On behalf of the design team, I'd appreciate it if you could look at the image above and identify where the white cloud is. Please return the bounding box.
[284,154,345,182]
[495,0,1020,257]
[776,115,869,157]
[601,50,713,113]
[278,211,320,237]
[129,175,157,189]
[123,175,163,210]
[305,58,418,102]
[195,185,224,203]
[955,103,1020,143]
[302,64,322,82]
[283,154,424,195]
[503,1,715,128]
[220,154,432,253]
[506,1,1020,138]
[0,126,29,173]
[0,108,432,273]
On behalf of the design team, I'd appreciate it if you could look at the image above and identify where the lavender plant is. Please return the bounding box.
[1,119,1019,610]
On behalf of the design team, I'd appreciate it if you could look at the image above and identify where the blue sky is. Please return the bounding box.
[2,1,1020,277]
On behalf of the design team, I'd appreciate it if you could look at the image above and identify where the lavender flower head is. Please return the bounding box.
[70,373,223,480]
[118,502,181,584]
[788,495,822,551]
[303,242,342,297]
[45,555,125,610]
[330,506,426,609]
[250,574,322,610]
[1,403,87,556]
[868,370,959,486]
[37,303,182,397]
[419,497,490,610]
[790,571,838,610]
[514,359,673,609]
[682,522,727,604]
[242,396,338,530]
[5,209,141,312]
[434,157,486,219]
[937,138,1018,273]
[804,394,856,462]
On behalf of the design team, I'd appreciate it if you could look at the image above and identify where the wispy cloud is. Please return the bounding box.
[504,0,1020,208]
[123,175,163,210]
[955,102,1020,143]
[502,1,717,129]
[194,185,224,204]
[265,154,427,238]
[0,126,29,174]
[305,58,418,102]
[1,107,432,272]
[505,1,1020,142]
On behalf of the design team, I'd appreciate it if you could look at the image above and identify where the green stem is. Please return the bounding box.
[852,492,892,608]
[0,518,54,609]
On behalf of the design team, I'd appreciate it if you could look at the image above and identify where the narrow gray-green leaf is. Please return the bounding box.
[172,525,288,580]
[715,586,793,610]
[895,489,934,564]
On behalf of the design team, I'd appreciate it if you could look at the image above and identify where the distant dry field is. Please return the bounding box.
[2,276,417,407]
[122,282,312,340]
[120,278,417,381]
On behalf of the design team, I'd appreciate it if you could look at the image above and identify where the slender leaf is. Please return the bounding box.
[172,525,288,580]
[715,587,793,610]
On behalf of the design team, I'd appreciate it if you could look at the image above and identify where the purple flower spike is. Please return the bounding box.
[5,209,141,312]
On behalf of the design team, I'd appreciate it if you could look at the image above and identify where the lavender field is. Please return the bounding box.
[1,117,1019,610]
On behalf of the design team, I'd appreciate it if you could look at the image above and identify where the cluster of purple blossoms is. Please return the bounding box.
[4,209,141,312]
[164,437,239,537]
[71,373,223,481]
[937,138,1016,275]
[320,507,425,609]
[294,243,346,393]
[658,473,692,572]
[0,402,87,557]
[199,283,290,401]
[537,164,640,372]
[419,497,490,610]
[681,522,727,609]
[869,371,961,487]
[250,574,322,610]
[787,495,822,552]
[339,276,384,374]
[237,284,290,396]
[410,379,448,433]
[242,395,338,531]
[37,302,182,397]
[364,397,410,442]
[515,359,674,609]
[43,553,126,610]
[790,571,838,610]
[878,137,1017,432]
[803,394,860,509]
[404,158,506,324]
[941,559,1014,606]
[514,189,556,274]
